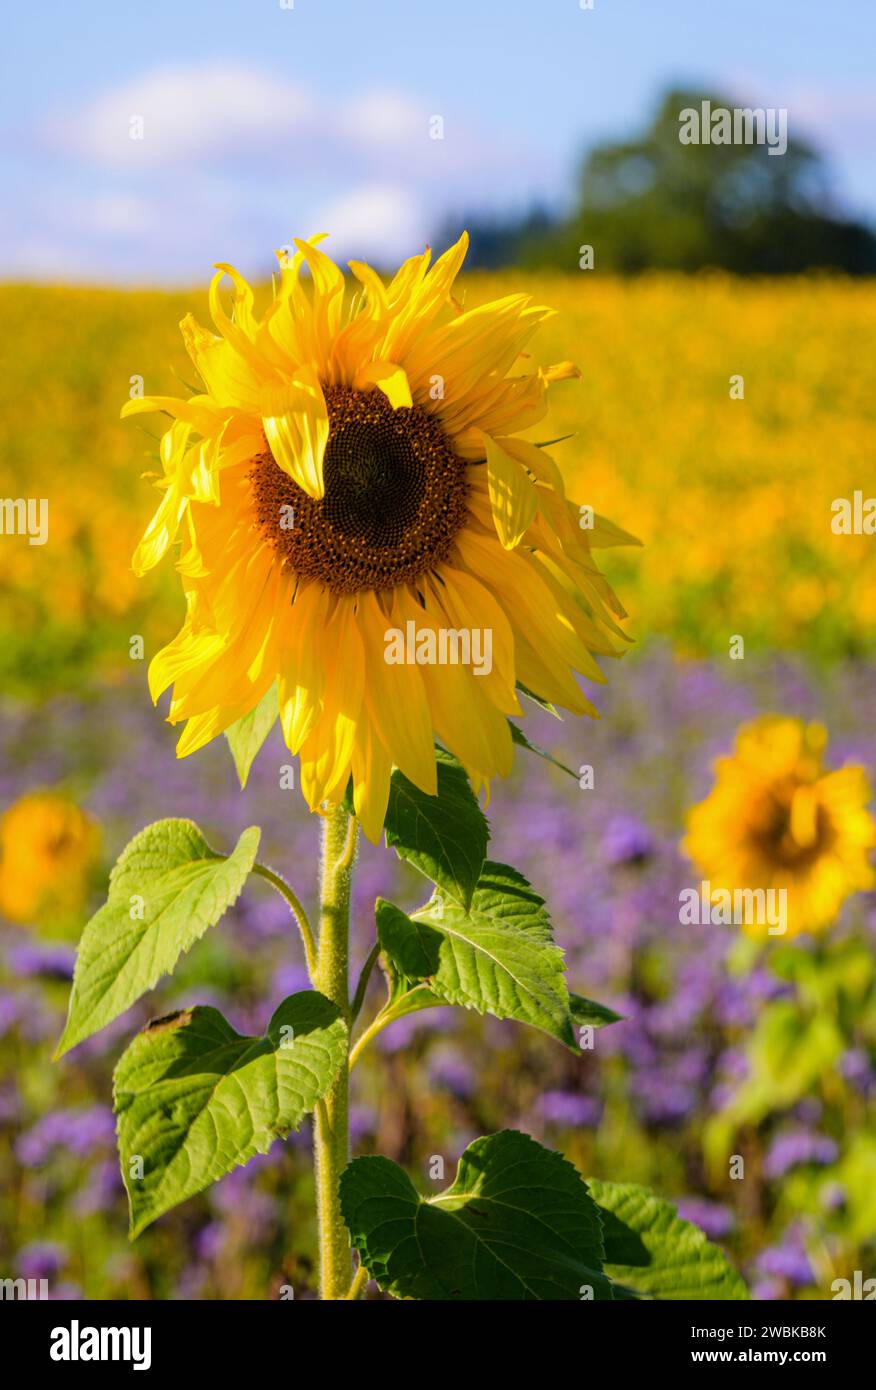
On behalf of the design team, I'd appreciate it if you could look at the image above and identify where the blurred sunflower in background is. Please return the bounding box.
[0,792,100,929]
[123,232,636,839]
[684,716,876,938]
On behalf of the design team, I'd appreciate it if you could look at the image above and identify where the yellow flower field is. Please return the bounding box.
[1,271,874,692]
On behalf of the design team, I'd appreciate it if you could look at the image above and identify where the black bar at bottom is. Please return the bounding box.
[6,1294,873,1374]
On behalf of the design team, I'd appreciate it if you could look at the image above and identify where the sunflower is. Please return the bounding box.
[122,233,635,840]
[684,716,876,938]
[0,792,101,926]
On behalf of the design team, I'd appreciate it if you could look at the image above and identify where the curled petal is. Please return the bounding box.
[353,360,412,409]
[262,366,329,499]
[483,433,539,549]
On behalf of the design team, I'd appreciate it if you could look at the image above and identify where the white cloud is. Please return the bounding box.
[718,71,876,156]
[50,61,313,169]
[11,60,547,282]
[310,184,427,263]
[339,90,427,149]
[45,58,528,184]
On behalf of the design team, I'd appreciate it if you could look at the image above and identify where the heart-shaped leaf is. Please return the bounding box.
[115,991,347,1236]
[376,861,576,1048]
[225,683,278,788]
[587,1180,749,1300]
[341,1130,611,1300]
[384,750,488,909]
[56,820,260,1057]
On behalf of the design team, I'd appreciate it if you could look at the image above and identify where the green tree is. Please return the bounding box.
[461,88,876,274]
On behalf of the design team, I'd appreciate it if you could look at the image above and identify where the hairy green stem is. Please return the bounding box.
[252,862,318,978]
[313,805,358,1300]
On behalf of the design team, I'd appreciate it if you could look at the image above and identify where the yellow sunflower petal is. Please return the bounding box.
[180,314,265,412]
[132,483,187,577]
[351,720,393,844]
[262,365,328,499]
[131,420,194,574]
[209,265,263,370]
[278,583,333,754]
[353,360,412,409]
[359,589,437,796]
[120,394,227,434]
[175,706,245,758]
[148,618,225,704]
[122,232,637,832]
[483,433,539,549]
[298,599,364,806]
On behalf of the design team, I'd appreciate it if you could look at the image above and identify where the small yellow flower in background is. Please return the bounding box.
[0,792,101,927]
[684,716,876,939]
[123,233,636,840]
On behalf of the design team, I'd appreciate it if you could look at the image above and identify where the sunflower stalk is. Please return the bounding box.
[52,233,765,1304]
[312,804,358,1300]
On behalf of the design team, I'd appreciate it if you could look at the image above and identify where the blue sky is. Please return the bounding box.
[3,0,873,283]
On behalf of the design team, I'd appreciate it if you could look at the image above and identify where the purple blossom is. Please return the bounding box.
[349,1104,377,1141]
[839,1048,873,1087]
[7,942,75,980]
[764,1130,839,1179]
[539,1089,602,1128]
[0,990,26,1036]
[236,892,296,942]
[271,963,313,999]
[602,814,654,866]
[716,1047,749,1082]
[750,1277,787,1301]
[16,1106,115,1166]
[174,1267,207,1300]
[755,1227,814,1287]
[217,1186,277,1238]
[428,1049,475,1099]
[792,1098,823,1126]
[635,1074,697,1125]
[211,1158,279,1237]
[748,967,794,1005]
[18,1241,67,1280]
[74,1158,123,1215]
[194,1221,226,1261]
[676,1198,734,1240]
[4,649,876,1298]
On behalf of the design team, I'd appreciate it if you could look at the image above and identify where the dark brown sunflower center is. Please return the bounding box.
[250,385,469,593]
[748,784,833,869]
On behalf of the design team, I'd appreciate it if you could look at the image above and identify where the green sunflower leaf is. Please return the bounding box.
[586,1180,749,1300]
[224,683,278,789]
[370,951,444,1030]
[516,682,561,718]
[509,720,578,780]
[340,1130,612,1300]
[115,991,347,1237]
[570,992,624,1029]
[56,820,260,1058]
[376,860,576,1049]
[384,749,488,909]
[533,432,576,450]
